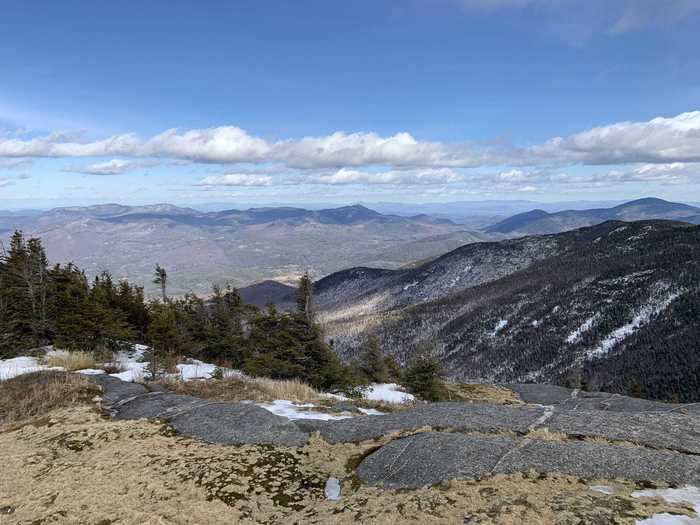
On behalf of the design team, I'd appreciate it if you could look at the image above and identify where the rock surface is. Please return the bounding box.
[295,402,545,444]
[95,375,309,447]
[94,375,700,489]
[92,375,148,406]
[168,403,309,447]
[502,383,700,414]
[358,432,700,489]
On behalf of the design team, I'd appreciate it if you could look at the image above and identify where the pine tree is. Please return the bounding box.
[402,344,445,401]
[153,264,168,302]
[296,272,313,321]
[358,337,389,383]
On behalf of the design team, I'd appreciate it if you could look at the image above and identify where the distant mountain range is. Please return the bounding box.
[486,197,700,235]
[0,204,484,295]
[301,219,700,402]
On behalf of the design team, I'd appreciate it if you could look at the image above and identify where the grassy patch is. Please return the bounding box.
[440,383,523,405]
[163,375,324,403]
[0,371,99,429]
[45,351,97,371]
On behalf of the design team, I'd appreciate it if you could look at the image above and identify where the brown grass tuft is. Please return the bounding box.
[0,371,99,429]
[441,383,523,405]
[164,375,323,403]
[526,427,568,442]
[45,351,97,371]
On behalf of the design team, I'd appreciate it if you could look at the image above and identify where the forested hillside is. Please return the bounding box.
[319,220,700,402]
[0,231,353,391]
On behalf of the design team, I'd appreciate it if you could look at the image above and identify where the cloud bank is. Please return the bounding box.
[2,111,700,192]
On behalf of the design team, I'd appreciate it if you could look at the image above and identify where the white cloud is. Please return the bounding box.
[0,158,32,170]
[2,111,700,175]
[0,178,15,188]
[197,173,273,186]
[527,111,700,165]
[273,132,478,169]
[303,167,463,185]
[144,127,271,163]
[64,158,152,175]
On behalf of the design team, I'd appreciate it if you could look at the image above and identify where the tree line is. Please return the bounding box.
[1,231,444,397]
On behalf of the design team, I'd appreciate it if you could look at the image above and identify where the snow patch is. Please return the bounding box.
[590,485,616,495]
[588,291,682,358]
[566,316,598,344]
[0,356,64,380]
[633,486,700,525]
[490,319,508,336]
[76,368,106,375]
[362,383,414,403]
[255,400,351,421]
[176,360,218,380]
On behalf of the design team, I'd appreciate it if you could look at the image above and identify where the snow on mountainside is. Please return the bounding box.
[315,220,700,402]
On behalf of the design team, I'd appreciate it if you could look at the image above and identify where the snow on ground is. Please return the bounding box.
[0,356,64,380]
[255,400,352,421]
[590,485,616,495]
[76,369,106,375]
[566,315,598,344]
[633,486,700,525]
[176,360,218,380]
[588,291,682,358]
[362,383,414,403]
[490,319,508,336]
[357,407,384,415]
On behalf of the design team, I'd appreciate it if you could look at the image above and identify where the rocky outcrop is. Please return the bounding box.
[357,432,700,489]
[93,375,700,489]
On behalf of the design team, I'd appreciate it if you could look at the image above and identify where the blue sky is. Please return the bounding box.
[1,0,700,209]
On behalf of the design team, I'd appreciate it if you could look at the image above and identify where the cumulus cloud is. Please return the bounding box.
[0,127,481,169]
[526,112,700,165]
[143,127,271,163]
[2,111,700,174]
[303,167,463,185]
[196,173,273,186]
[273,132,479,169]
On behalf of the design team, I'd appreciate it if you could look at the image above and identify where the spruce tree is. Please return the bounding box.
[358,336,389,383]
[153,264,168,302]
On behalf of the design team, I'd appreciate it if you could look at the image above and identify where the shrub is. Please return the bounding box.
[402,349,445,402]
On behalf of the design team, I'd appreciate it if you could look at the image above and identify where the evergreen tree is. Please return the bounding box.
[153,264,168,302]
[358,336,389,383]
[296,272,313,321]
[402,344,445,401]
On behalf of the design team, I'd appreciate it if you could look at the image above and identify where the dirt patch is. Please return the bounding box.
[1,405,693,524]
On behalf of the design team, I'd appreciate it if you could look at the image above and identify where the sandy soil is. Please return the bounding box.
[1,405,693,525]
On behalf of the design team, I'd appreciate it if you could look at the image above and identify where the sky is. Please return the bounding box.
[1,0,700,209]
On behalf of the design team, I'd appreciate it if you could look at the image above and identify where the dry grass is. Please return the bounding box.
[45,351,97,371]
[164,375,324,403]
[441,382,524,405]
[526,427,568,442]
[0,371,99,429]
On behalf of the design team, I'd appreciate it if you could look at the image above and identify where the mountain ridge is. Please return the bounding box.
[486,197,700,234]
